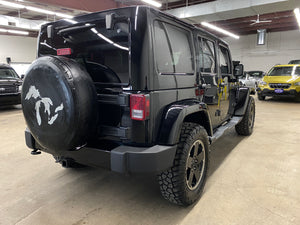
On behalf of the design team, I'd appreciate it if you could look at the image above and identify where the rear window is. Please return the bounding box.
[39,21,130,85]
[268,66,300,76]
[153,21,194,75]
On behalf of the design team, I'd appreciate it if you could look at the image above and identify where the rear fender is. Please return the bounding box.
[158,100,212,145]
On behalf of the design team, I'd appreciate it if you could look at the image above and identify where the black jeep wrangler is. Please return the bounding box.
[22,6,255,206]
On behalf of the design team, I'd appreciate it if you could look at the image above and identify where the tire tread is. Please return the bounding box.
[158,123,209,205]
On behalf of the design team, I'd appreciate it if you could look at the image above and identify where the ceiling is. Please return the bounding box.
[197,10,299,37]
[0,0,299,38]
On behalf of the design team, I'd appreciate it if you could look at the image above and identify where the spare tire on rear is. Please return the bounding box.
[22,56,97,153]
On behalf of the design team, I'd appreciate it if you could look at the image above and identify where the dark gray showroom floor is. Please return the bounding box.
[0,96,299,225]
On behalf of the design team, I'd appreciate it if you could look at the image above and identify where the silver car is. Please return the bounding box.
[239,71,265,95]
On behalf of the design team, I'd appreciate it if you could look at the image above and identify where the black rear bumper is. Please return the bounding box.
[25,129,177,173]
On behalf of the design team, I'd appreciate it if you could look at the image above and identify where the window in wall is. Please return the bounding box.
[219,45,232,75]
[154,21,194,74]
[202,39,216,73]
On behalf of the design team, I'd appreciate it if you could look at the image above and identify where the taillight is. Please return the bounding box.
[57,48,72,56]
[130,94,150,121]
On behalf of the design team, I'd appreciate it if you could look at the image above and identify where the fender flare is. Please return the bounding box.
[157,99,212,145]
[234,87,250,116]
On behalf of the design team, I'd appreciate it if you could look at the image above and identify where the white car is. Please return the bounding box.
[239,71,265,95]
[239,74,256,95]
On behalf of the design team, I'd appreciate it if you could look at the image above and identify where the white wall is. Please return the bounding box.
[224,30,300,72]
[0,35,37,64]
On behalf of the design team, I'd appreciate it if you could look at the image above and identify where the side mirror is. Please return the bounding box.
[21,74,25,79]
[234,64,244,77]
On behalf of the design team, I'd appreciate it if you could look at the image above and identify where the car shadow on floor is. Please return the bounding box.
[34,129,245,225]
[208,130,244,177]
[264,96,300,103]
[0,104,22,112]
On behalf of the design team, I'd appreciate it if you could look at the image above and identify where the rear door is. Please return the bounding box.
[197,36,219,128]
[218,44,232,122]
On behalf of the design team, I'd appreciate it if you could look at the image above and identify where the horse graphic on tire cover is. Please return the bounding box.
[25,85,64,126]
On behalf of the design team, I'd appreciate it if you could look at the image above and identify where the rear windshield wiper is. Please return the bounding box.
[57,24,96,36]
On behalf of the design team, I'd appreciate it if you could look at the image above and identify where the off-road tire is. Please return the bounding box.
[22,56,97,152]
[235,96,255,135]
[158,123,209,206]
[258,94,265,100]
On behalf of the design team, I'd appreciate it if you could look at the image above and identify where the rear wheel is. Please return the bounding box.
[235,96,255,135]
[158,123,209,206]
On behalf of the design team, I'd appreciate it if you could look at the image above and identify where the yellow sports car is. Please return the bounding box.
[257,64,300,100]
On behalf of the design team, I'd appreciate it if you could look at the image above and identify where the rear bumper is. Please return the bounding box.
[0,93,21,105]
[257,88,299,97]
[25,129,177,173]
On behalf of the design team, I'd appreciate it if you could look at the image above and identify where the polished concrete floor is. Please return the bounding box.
[0,96,299,225]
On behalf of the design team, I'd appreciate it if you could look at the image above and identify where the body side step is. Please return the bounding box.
[209,116,243,144]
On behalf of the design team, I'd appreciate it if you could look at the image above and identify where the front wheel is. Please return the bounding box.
[158,123,209,206]
[235,96,255,135]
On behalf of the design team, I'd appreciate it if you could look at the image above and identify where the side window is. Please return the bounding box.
[219,45,232,75]
[153,21,194,74]
[164,23,194,74]
[198,37,203,71]
[202,39,216,73]
[153,21,173,73]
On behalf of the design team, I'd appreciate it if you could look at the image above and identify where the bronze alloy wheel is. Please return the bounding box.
[186,140,206,190]
[248,101,255,130]
[158,123,209,205]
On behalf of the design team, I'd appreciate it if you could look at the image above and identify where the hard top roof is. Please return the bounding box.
[43,5,227,46]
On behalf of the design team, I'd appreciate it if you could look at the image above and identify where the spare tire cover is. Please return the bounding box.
[22,56,97,152]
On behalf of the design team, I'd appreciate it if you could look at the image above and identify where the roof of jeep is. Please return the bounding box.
[41,6,227,47]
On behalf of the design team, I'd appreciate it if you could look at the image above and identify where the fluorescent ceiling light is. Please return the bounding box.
[294,8,300,28]
[0,28,29,35]
[8,29,29,35]
[141,0,162,8]
[0,0,73,19]
[25,6,55,15]
[201,22,240,39]
[0,0,23,8]
[56,13,73,19]
[16,25,40,31]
